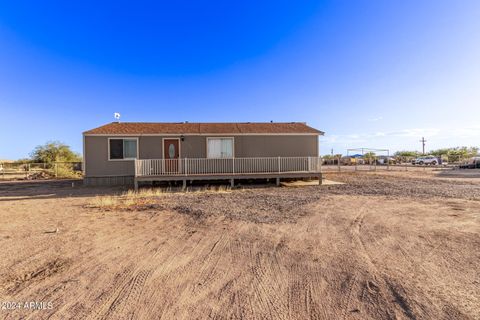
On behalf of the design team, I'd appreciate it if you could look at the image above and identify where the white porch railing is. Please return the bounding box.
[135,157,322,177]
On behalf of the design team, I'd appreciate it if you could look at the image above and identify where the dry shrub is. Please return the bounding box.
[186,185,232,193]
[87,189,165,210]
[53,163,82,179]
[87,185,232,211]
[88,195,120,209]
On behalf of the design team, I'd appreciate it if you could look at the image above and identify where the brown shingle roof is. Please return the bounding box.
[84,122,323,135]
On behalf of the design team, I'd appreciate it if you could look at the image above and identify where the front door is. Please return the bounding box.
[163,139,180,173]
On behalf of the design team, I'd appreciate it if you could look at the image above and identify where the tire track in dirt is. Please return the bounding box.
[134,223,230,319]
[249,250,287,319]
[2,257,71,296]
[211,233,255,318]
[94,251,178,320]
[191,233,229,294]
[341,273,359,320]
[87,231,172,320]
[341,206,369,319]
[98,269,152,320]
[342,202,433,320]
[83,263,137,320]
[386,280,418,320]
[74,218,181,319]
[287,261,326,320]
[356,204,468,319]
[341,204,400,319]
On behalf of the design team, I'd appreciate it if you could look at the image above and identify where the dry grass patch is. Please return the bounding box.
[87,185,232,211]
[87,189,165,210]
[185,185,232,194]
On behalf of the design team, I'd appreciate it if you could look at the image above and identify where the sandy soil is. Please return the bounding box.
[0,171,479,319]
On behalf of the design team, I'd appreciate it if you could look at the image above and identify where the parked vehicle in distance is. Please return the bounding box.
[459,157,480,169]
[377,156,396,165]
[412,156,439,165]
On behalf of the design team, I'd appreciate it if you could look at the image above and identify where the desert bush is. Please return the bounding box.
[31,141,81,163]
[53,163,82,179]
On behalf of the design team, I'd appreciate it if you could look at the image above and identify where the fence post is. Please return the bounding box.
[232,157,235,174]
[278,156,281,173]
[55,163,58,178]
[185,158,188,176]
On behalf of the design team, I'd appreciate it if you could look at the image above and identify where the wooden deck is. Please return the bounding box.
[134,157,322,190]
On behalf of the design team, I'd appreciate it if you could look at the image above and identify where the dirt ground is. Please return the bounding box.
[0,171,479,319]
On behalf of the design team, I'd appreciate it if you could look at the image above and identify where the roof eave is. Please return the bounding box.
[83,132,322,136]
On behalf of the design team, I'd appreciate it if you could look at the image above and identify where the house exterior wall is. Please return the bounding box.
[84,135,166,178]
[234,135,318,157]
[83,134,319,182]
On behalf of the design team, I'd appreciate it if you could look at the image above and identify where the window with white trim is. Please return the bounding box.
[109,138,138,160]
[207,138,233,158]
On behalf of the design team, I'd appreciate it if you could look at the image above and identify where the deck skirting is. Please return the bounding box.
[84,176,134,186]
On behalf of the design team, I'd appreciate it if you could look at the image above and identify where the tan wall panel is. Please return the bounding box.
[84,135,318,177]
[84,136,135,177]
[139,136,163,159]
[235,135,318,157]
[181,136,207,158]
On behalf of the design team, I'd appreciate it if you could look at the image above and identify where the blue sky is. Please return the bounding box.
[1,1,479,159]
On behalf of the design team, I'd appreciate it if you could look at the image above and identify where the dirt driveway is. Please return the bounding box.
[0,172,479,319]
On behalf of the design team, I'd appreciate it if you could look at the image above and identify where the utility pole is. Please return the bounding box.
[420,137,427,155]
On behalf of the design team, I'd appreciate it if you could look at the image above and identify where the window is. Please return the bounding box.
[109,138,138,160]
[207,138,233,158]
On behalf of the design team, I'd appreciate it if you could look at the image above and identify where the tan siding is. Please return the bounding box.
[181,136,207,158]
[84,136,135,177]
[235,135,318,157]
[84,135,318,177]
[139,136,163,159]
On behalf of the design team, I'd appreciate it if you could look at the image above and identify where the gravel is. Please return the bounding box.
[161,172,480,223]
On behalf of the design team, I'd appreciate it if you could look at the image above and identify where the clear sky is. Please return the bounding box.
[1,1,479,159]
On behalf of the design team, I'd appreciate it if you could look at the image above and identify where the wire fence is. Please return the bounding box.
[320,156,457,173]
[321,164,454,173]
[0,162,82,180]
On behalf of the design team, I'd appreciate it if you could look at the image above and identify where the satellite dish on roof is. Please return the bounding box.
[114,112,121,121]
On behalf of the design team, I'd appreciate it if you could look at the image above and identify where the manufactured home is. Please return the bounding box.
[83,122,324,188]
